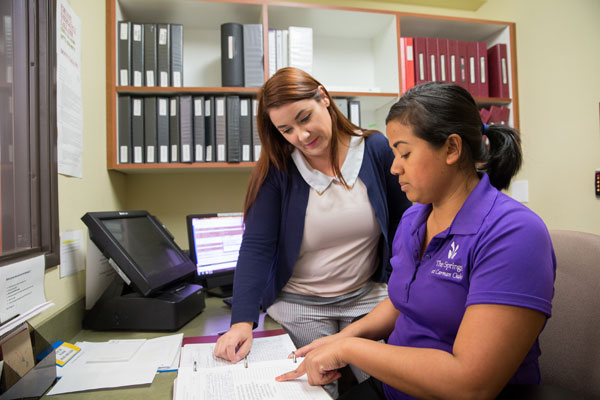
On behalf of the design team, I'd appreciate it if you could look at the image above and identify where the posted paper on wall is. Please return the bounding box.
[60,230,84,278]
[0,255,46,323]
[57,0,83,178]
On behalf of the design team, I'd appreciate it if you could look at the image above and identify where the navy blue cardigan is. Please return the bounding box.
[231,133,411,326]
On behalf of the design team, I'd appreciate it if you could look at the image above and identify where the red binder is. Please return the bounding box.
[426,37,439,82]
[182,329,287,346]
[447,39,459,86]
[479,107,492,124]
[413,37,428,86]
[437,38,450,83]
[499,106,510,125]
[467,41,479,97]
[477,42,489,97]
[457,40,469,91]
[400,37,415,93]
[488,105,503,125]
[487,43,510,98]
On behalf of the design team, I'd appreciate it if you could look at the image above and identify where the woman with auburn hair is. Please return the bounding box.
[214,67,411,392]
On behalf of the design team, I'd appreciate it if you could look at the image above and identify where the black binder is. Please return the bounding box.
[193,96,205,162]
[170,24,183,87]
[226,96,241,163]
[144,97,158,163]
[220,23,244,87]
[179,95,193,162]
[117,21,131,86]
[252,98,261,161]
[157,97,170,163]
[215,96,227,162]
[204,97,216,162]
[169,97,180,162]
[131,97,144,163]
[243,24,264,87]
[157,23,170,87]
[239,97,252,162]
[131,23,144,87]
[117,96,132,163]
[143,23,157,87]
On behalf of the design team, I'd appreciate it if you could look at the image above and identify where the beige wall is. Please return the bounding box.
[34,0,600,325]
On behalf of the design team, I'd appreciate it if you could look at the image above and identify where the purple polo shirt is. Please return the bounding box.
[383,173,556,400]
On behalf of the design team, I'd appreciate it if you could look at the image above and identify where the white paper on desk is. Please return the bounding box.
[86,339,146,363]
[175,358,331,400]
[48,339,162,395]
[85,234,115,309]
[60,230,84,278]
[0,301,54,338]
[0,255,46,323]
[179,333,296,369]
[140,334,183,370]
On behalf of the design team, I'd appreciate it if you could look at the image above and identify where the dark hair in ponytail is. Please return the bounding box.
[386,82,521,190]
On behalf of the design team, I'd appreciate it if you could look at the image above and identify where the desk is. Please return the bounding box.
[41,296,281,400]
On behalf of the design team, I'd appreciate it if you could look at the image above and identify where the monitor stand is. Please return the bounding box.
[206,284,233,298]
[83,277,206,331]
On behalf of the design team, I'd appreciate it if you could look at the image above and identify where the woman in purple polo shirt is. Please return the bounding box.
[278,82,556,399]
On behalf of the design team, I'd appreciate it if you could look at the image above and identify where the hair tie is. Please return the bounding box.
[482,123,488,134]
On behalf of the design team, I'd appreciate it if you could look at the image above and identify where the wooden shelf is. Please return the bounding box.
[109,161,255,173]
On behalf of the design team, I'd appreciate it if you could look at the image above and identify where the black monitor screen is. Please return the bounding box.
[101,217,188,280]
[187,213,244,277]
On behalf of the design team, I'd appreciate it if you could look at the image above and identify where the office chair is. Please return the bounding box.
[537,230,600,398]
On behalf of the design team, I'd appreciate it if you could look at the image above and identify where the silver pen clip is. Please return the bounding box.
[193,360,197,372]
[244,356,248,368]
[290,351,297,363]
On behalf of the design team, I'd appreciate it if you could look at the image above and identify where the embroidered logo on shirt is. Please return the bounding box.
[448,241,459,259]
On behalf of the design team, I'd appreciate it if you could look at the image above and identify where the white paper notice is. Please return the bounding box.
[85,234,115,309]
[57,0,83,178]
[0,255,46,323]
[60,230,84,278]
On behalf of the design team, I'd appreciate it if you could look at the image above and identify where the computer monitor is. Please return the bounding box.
[186,212,244,297]
[82,210,197,297]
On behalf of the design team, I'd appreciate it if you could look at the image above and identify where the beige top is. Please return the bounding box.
[282,136,381,297]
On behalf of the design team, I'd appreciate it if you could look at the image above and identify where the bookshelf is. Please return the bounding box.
[106,0,518,172]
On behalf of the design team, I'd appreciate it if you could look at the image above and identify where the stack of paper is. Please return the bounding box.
[288,26,313,74]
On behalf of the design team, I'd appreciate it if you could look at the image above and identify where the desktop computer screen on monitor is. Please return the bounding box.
[186,212,244,297]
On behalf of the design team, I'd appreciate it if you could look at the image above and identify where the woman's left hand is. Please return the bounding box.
[276,339,348,386]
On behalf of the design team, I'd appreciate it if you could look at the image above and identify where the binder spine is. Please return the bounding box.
[117,21,131,86]
[180,95,193,162]
[143,24,157,87]
[144,97,158,163]
[215,96,227,162]
[131,23,144,87]
[226,96,241,163]
[193,96,205,162]
[242,24,264,87]
[117,96,132,163]
[157,23,171,87]
[169,97,180,162]
[131,97,144,163]
[204,97,216,162]
[239,98,252,162]
[220,23,244,87]
[157,97,170,163]
[170,24,183,87]
[252,99,261,161]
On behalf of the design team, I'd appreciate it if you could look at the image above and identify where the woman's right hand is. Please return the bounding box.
[213,322,254,363]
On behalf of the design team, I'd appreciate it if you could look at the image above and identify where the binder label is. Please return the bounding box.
[480,57,486,84]
[206,145,213,162]
[241,100,248,117]
[120,146,128,163]
[440,54,446,82]
[501,58,507,85]
[120,69,128,86]
[418,53,425,81]
[147,146,155,163]
[173,72,181,87]
[133,24,141,41]
[243,145,250,161]
[182,145,191,162]
[120,23,128,40]
[450,55,456,83]
[195,145,204,161]
[469,57,475,84]
[252,99,258,116]
[171,99,177,116]
[160,146,168,162]
[160,72,169,87]
[407,45,413,61]
[430,54,436,81]
[171,145,178,162]
[146,71,155,86]
[134,71,142,87]
[228,36,234,59]
[159,28,167,45]
[134,146,142,163]
[194,100,203,116]
[218,145,225,161]
[254,145,261,161]
[205,100,211,116]
[159,99,167,116]
[216,99,224,116]
[133,99,142,116]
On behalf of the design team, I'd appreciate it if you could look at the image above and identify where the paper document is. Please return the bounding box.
[180,333,296,368]
[86,339,146,363]
[0,255,47,324]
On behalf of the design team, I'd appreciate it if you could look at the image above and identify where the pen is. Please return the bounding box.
[193,361,197,372]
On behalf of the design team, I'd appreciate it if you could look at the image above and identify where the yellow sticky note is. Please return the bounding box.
[55,342,80,367]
